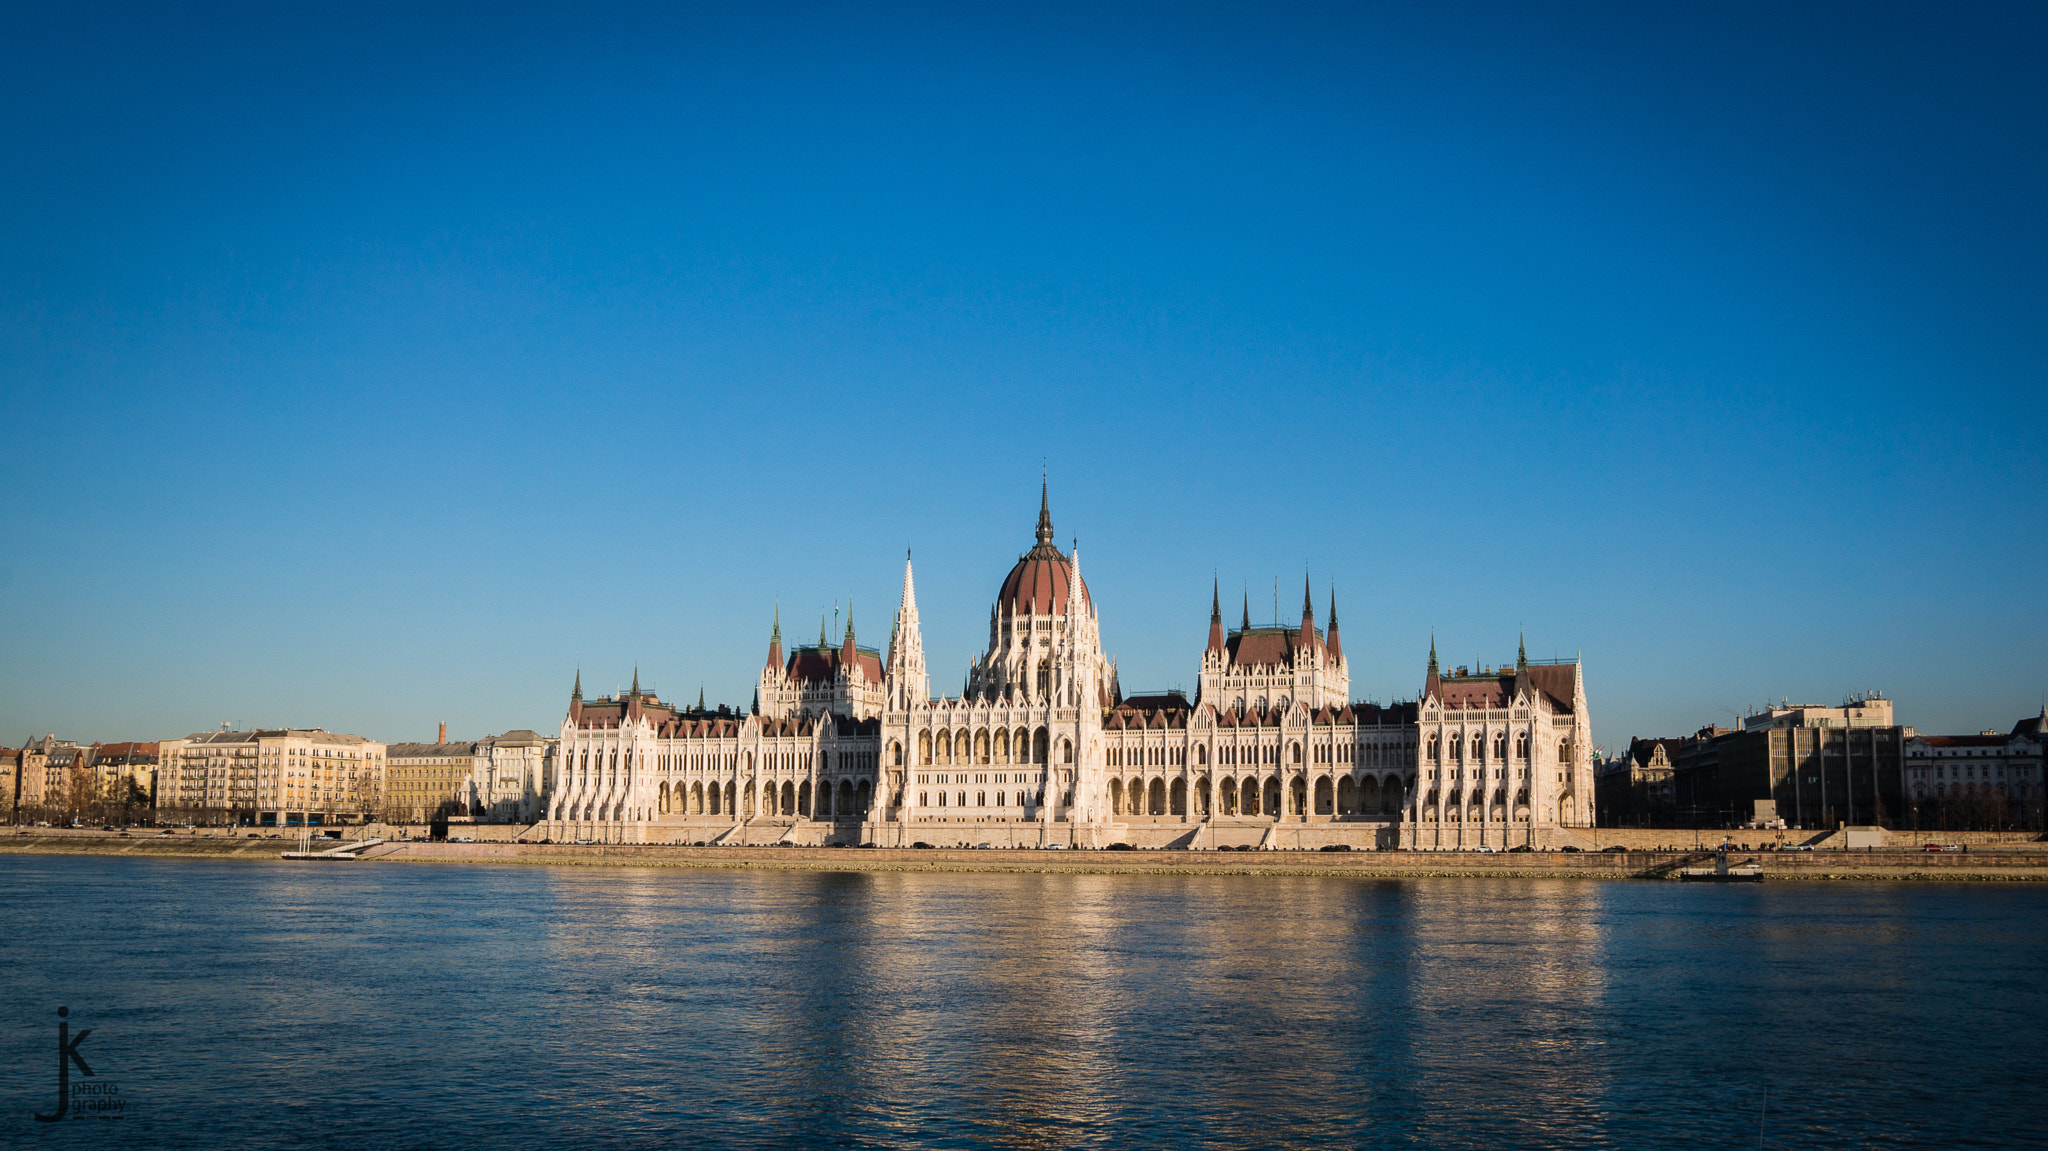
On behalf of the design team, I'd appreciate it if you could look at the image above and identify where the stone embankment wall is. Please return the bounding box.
[9,828,2046,880]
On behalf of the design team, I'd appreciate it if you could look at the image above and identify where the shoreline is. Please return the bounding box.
[6,831,2048,881]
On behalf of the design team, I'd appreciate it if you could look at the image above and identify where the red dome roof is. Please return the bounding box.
[998,543,1092,616]
[996,485,1091,616]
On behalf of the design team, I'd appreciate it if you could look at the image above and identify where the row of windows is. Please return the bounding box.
[1426,733,1565,764]
[922,790,1044,809]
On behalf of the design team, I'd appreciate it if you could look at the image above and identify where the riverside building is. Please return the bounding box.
[158,728,386,826]
[542,488,1595,849]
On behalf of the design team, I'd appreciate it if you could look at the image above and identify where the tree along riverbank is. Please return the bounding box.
[6,829,2048,880]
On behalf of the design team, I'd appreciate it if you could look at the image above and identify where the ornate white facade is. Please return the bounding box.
[541,488,1594,849]
[1404,638,1596,849]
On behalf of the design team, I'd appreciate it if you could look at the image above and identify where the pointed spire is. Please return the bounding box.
[630,666,640,698]
[820,613,828,648]
[1241,590,1251,632]
[766,606,784,672]
[1035,477,1054,548]
[1517,632,1528,675]
[1326,587,1343,664]
[698,685,705,710]
[841,599,857,665]
[1300,571,1317,651]
[1428,633,1439,678]
[889,550,928,707]
[1207,576,1225,655]
[572,669,582,702]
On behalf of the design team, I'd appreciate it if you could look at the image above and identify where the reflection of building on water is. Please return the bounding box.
[542,487,1595,849]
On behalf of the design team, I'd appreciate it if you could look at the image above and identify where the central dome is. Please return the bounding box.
[996,486,1091,616]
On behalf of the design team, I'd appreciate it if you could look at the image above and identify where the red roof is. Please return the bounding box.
[1426,663,1576,713]
[786,645,884,685]
[998,542,1091,616]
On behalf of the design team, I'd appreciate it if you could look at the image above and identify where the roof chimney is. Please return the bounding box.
[438,721,446,744]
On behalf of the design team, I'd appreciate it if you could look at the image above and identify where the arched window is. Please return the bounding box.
[1036,660,1050,697]
[1034,727,1049,763]
[957,791,967,807]
[1427,734,1439,763]
[1515,733,1529,760]
[1289,742,1301,764]
[995,791,1005,807]
[1061,738,1073,764]
[918,732,931,765]
[976,791,985,807]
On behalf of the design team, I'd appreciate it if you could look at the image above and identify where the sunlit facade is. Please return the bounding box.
[542,489,1591,848]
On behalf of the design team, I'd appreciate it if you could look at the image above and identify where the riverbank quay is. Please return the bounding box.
[7,828,2048,880]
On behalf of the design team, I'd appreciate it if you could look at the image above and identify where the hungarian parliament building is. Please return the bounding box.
[543,489,1595,849]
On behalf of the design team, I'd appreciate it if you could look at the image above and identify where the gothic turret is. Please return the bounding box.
[1326,589,1342,664]
[1299,572,1317,656]
[1206,578,1225,655]
[888,552,928,708]
[765,607,783,672]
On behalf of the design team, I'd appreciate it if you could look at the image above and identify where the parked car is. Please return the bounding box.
[1319,843,1352,852]
[1106,842,1135,851]
[1043,843,1067,850]
[1602,845,1627,853]
[1559,845,1582,853]
[1475,845,1498,853]
[1508,845,1533,853]
[1926,843,1964,852]
[911,841,934,849]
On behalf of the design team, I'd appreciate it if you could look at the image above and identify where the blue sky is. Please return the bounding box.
[3,2,2043,752]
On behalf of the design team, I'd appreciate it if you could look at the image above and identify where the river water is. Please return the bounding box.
[2,855,2043,1149]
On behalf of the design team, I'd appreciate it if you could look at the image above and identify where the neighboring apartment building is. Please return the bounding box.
[158,728,387,826]
[88,741,158,804]
[1598,737,1680,827]
[9,736,84,817]
[1674,694,1906,828]
[385,731,477,824]
[5,739,53,818]
[1904,707,2046,828]
[469,730,557,823]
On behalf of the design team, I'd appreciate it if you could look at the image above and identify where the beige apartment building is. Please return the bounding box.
[384,734,477,824]
[158,728,386,826]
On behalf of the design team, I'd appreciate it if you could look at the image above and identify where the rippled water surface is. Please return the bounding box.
[3,855,2045,1149]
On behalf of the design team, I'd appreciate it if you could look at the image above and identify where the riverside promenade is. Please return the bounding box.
[7,828,2048,880]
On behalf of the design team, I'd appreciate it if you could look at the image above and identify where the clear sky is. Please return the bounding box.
[3,2,2043,753]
